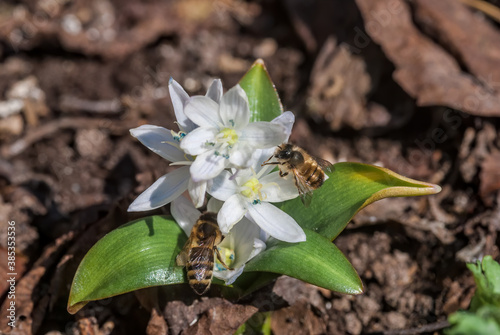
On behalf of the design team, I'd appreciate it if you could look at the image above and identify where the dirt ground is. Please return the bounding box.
[0,0,499,334]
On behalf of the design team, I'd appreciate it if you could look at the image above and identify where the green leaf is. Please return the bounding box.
[483,256,500,299]
[68,216,187,314]
[446,308,500,335]
[243,228,363,295]
[446,257,500,335]
[468,255,500,310]
[239,59,283,122]
[277,162,442,241]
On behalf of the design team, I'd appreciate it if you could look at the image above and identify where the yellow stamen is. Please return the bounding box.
[215,246,235,271]
[241,177,262,199]
[220,128,239,146]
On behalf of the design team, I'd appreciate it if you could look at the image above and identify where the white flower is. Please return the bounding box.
[180,85,288,182]
[127,78,222,211]
[171,196,266,285]
[208,148,306,243]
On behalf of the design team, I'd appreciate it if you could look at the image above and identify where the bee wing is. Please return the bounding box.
[314,157,334,174]
[299,191,313,207]
[176,237,192,266]
[292,171,315,207]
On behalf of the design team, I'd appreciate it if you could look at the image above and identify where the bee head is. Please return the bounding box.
[276,143,294,159]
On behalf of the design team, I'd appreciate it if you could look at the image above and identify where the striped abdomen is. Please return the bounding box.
[186,213,222,295]
[187,246,214,295]
[297,159,325,189]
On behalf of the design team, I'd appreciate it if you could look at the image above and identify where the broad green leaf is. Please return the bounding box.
[239,58,283,122]
[68,216,187,314]
[228,272,278,298]
[277,162,442,241]
[243,228,363,295]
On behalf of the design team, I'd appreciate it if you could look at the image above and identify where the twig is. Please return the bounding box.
[367,320,450,335]
[283,0,317,53]
[460,0,500,23]
[0,99,24,118]
[59,96,122,114]
[1,117,135,158]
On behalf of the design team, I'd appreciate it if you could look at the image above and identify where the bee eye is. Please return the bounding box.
[279,150,292,159]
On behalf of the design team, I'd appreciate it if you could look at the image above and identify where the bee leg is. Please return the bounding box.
[279,170,288,177]
[261,159,280,166]
[261,155,273,166]
[215,247,234,270]
[176,252,188,266]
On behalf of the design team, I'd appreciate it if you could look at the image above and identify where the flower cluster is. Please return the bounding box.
[128,78,306,283]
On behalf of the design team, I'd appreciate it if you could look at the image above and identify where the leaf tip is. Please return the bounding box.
[67,300,87,315]
[414,181,442,196]
[247,58,272,78]
[354,283,365,295]
[346,272,364,295]
[431,184,442,195]
[253,58,265,67]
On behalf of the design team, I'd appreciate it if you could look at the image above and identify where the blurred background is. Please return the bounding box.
[0,0,499,334]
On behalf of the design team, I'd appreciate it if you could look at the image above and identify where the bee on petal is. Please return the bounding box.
[262,143,333,207]
[176,212,232,295]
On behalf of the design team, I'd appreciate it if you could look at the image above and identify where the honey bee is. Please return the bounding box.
[262,143,333,207]
[176,212,232,295]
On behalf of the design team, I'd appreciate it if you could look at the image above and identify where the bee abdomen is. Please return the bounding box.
[187,246,215,293]
[187,261,214,294]
[191,282,211,295]
[302,163,325,189]
[187,262,213,295]
[187,262,213,275]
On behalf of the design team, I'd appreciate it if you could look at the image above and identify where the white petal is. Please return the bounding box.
[247,202,306,243]
[246,215,271,241]
[171,196,201,236]
[208,170,238,201]
[240,122,287,148]
[250,148,275,174]
[219,85,250,129]
[228,143,256,169]
[233,167,254,185]
[260,171,299,202]
[229,217,262,244]
[214,265,246,285]
[130,125,188,162]
[259,229,270,242]
[180,126,217,155]
[188,179,207,208]
[229,218,263,267]
[272,111,295,142]
[249,238,267,261]
[190,150,228,182]
[184,96,221,128]
[169,78,197,132]
[207,197,224,212]
[205,79,223,103]
[214,217,266,284]
[217,194,248,234]
[127,167,190,212]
